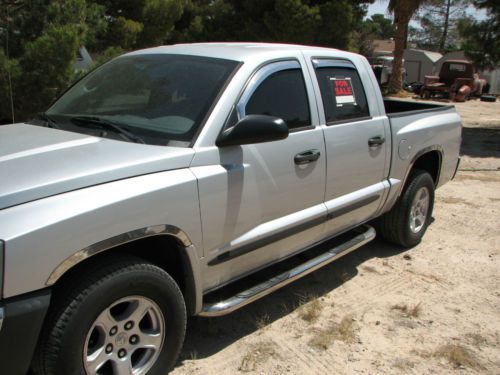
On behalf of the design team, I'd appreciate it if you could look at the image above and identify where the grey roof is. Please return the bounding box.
[127,42,342,61]
[405,49,443,63]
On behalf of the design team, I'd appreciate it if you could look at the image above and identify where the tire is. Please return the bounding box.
[377,169,435,247]
[32,255,186,375]
[480,94,497,102]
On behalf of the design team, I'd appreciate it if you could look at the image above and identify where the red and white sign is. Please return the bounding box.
[330,77,357,106]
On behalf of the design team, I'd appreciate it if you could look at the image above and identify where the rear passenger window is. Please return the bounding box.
[315,67,369,124]
[245,69,311,129]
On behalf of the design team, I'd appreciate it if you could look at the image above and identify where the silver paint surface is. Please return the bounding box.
[0,124,194,209]
[0,43,461,316]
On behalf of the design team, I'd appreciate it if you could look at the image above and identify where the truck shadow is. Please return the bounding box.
[175,237,410,366]
[461,127,500,159]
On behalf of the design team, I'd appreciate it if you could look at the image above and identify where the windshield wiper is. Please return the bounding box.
[71,116,145,144]
[37,112,62,129]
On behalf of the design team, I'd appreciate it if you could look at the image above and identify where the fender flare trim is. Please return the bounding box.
[399,145,443,197]
[46,224,193,286]
[45,224,203,314]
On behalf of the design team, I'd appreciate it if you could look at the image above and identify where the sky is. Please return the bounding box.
[366,0,488,20]
[367,1,390,17]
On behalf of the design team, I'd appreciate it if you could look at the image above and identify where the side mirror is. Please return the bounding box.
[216,115,289,147]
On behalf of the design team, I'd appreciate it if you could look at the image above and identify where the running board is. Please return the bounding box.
[199,225,376,317]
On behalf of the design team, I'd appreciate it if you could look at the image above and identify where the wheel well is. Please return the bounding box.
[411,150,441,185]
[52,235,197,315]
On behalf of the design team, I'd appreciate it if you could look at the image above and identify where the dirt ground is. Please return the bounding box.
[172,98,500,375]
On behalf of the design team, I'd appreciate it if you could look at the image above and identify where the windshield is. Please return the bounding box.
[46,54,239,146]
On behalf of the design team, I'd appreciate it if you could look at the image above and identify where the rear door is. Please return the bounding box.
[191,60,327,291]
[307,58,391,236]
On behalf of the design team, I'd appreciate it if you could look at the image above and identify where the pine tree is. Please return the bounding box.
[410,0,469,53]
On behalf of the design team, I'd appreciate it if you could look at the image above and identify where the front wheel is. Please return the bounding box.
[32,255,187,375]
[377,169,435,247]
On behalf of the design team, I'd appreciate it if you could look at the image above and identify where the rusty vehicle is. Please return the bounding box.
[420,60,486,101]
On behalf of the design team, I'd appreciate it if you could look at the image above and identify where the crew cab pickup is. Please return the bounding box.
[0,43,461,375]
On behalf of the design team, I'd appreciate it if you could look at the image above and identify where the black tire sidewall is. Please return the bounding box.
[400,171,435,247]
[53,264,186,375]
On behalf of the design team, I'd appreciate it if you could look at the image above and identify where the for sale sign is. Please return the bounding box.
[330,77,357,106]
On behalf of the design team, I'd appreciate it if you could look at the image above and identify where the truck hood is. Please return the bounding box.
[0,123,195,209]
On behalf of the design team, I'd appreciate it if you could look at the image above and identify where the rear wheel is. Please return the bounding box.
[420,89,431,99]
[32,255,186,375]
[377,169,435,247]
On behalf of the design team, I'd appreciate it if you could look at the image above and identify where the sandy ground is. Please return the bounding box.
[171,98,500,375]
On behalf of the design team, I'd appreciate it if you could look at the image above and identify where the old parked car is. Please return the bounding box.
[370,55,407,94]
[0,43,461,375]
[420,59,487,101]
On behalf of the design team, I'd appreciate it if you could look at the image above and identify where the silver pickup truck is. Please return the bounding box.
[0,43,461,375]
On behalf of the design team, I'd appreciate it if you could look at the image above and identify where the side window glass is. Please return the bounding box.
[245,69,311,129]
[315,67,369,123]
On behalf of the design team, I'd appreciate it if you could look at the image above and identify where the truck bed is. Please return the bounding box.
[384,98,453,117]
[382,97,461,196]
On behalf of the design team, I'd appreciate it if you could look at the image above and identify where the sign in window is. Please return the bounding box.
[331,77,357,106]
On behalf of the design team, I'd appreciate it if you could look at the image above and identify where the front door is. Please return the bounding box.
[191,60,327,292]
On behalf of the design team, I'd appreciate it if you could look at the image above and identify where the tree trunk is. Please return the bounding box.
[439,0,451,53]
[388,17,407,94]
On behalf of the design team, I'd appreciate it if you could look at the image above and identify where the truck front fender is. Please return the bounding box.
[0,169,203,302]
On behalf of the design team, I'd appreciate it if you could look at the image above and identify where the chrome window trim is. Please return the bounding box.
[236,60,302,119]
[312,58,355,69]
[46,225,193,286]
[0,307,4,332]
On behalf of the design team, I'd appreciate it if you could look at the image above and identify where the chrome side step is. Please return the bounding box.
[199,225,376,317]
